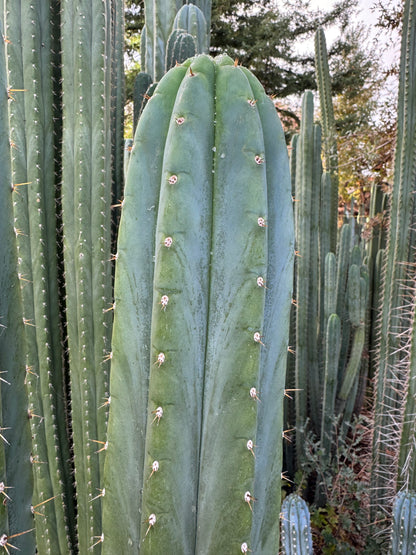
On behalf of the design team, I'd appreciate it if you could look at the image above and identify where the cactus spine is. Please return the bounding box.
[102,54,294,554]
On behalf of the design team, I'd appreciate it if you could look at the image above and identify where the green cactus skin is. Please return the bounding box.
[315,27,339,254]
[336,265,367,414]
[391,491,416,554]
[102,54,293,554]
[173,3,208,54]
[110,0,126,233]
[165,29,197,71]
[61,0,122,551]
[371,0,416,515]
[321,315,341,466]
[140,25,153,77]
[145,0,180,80]
[189,0,211,45]
[133,72,153,134]
[124,139,134,177]
[281,494,313,554]
[6,2,74,552]
[0,19,35,554]
[294,91,315,458]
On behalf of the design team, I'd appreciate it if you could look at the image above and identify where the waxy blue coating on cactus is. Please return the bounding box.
[281,494,313,554]
[391,491,416,554]
[102,54,294,554]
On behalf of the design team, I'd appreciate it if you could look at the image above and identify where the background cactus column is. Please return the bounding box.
[371,0,416,517]
[0,18,35,554]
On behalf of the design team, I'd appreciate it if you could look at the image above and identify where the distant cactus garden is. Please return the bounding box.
[0,0,413,553]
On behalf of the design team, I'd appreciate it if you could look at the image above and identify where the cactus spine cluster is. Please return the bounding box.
[102,54,294,554]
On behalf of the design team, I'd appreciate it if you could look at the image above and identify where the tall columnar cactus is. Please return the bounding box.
[315,27,339,253]
[5,2,74,552]
[0,19,35,554]
[391,491,416,554]
[371,0,416,516]
[60,1,123,552]
[102,54,294,554]
[281,494,313,554]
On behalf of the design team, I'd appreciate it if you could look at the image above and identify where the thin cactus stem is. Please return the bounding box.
[6,2,73,551]
[315,27,339,253]
[61,0,117,551]
[371,0,416,517]
[0,19,35,553]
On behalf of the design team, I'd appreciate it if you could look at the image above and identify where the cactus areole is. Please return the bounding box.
[103,55,294,554]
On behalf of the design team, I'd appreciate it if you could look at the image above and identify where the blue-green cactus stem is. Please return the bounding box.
[6,2,73,552]
[0,19,35,553]
[294,90,314,459]
[321,314,341,468]
[165,29,197,71]
[371,0,416,513]
[281,494,313,554]
[145,0,180,80]
[102,64,189,554]
[315,27,339,253]
[61,0,116,551]
[391,491,416,554]
[173,3,208,54]
[103,54,293,554]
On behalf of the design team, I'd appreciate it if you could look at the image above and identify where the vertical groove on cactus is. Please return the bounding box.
[371,0,416,517]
